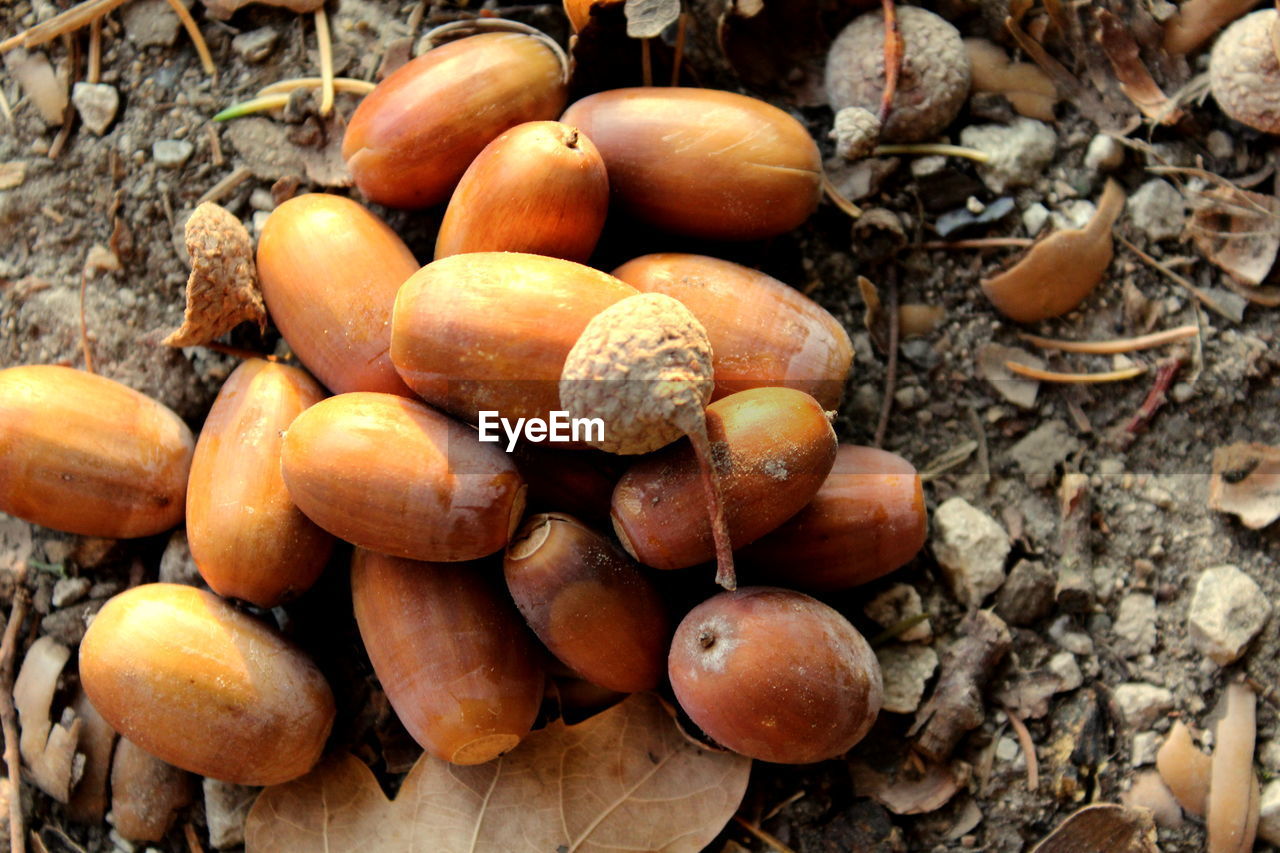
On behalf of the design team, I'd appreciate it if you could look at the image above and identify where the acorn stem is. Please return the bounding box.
[686,415,736,590]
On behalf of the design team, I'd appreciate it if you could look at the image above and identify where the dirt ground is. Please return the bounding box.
[2,0,1280,851]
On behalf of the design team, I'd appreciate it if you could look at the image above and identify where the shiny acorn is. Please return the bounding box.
[79,583,335,785]
[0,365,193,539]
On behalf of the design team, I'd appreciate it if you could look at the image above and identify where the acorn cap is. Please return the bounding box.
[1210,9,1280,135]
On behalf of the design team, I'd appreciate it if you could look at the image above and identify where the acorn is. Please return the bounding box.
[1209,9,1280,135]
[280,392,525,562]
[668,587,882,764]
[739,445,927,591]
[351,549,544,764]
[343,26,569,208]
[611,387,837,571]
[257,193,419,397]
[391,252,638,430]
[611,253,854,409]
[0,365,193,539]
[560,87,822,240]
[79,584,335,786]
[435,121,609,263]
[504,513,669,692]
[186,358,334,608]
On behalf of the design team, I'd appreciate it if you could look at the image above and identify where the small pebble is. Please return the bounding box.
[1206,129,1234,160]
[1112,682,1174,730]
[1127,179,1186,242]
[249,188,275,211]
[71,82,119,135]
[1113,593,1157,658]
[865,584,932,642]
[1260,780,1280,846]
[1130,731,1160,767]
[994,560,1055,626]
[1022,202,1050,235]
[121,0,180,47]
[152,139,194,169]
[1048,614,1094,656]
[995,736,1020,761]
[51,576,91,608]
[1046,651,1082,691]
[231,27,279,63]
[1187,564,1271,665]
[932,497,1011,608]
[204,778,258,848]
[876,644,938,713]
[1084,133,1125,172]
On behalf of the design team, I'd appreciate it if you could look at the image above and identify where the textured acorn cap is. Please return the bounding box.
[1210,9,1280,134]
[825,6,971,143]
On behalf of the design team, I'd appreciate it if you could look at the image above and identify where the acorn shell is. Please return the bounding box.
[0,365,193,538]
[79,584,335,786]
[186,359,333,607]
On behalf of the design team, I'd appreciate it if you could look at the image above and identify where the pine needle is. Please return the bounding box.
[1018,324,1199,354]
[315,6,334,115]
[873,143,991,162]
[1004,361,1147,383]
[161,0,215,77]
[1,0,129,54]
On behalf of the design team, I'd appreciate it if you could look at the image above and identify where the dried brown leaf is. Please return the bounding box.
[850,758,966,815]
[1095,10,1183,124]
[1208,442,1280,529]
[1031,804,1158,853]
[1188,186,1280,298]
[965,39,1058,121]
[1156,721,1211,816]
[245,693,751,853]
[163,202,264,348]
[982,179,1125,323]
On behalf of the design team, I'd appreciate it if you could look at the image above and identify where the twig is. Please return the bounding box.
[1,0,129,54]
[1003,361,1147,383]
[0,565,30,853]
[0,84,12,126]
[183,822,205,853]
[1120,236,1240,321]
[732,816,797,853]
[877,0,902,126]
[821,172,863,219]
[161,0,215,77]
[87,18,101,85]
[79,270,94,374]
[196,165,253,206]
[205,124,223,167]
[641,37,653,87]
[873,265,899,449]
[670,12,688,85]
[1018,324,1199,354]
[1001,703,1040,792]
[873,143,991,162]
[315,7,334,115]
[1118,356,1182,440]
[913,237,1033,250]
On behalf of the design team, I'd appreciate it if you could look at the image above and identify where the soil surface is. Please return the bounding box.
[2,0,1280,851]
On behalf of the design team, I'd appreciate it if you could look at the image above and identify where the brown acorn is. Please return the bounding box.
[390,252,638,430]
[79,584,335,786]
[0,365,193,539]
[351,549,544,764]
[280,392,525,562]
[504,513,668,692]
[256,193,419,396]
[186,359,334,608]
[560,87,822,239]
[739,445,927,591]
[611,387,837,571]
[612,253,854,409]
[436,121,609,263]
[343,27,568,208]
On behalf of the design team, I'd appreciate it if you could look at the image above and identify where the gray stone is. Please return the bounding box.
[1261,738,1280,773]
[1084,133,1124,172]
[960,118,1057,193]
[1022,202,1050,235]
[1260,779,1280,846]
[203,777,257,848]
[1130,731,1160,767]
[71,82,119,135]
[1112,682,1173,730]
[1048,614,1094,656]
[1113,593,1158,658]
[51,576,90,608]
[152,139,193,169]
[122,0,183,47]
[1127,179,1186,242]
[1007,419,1080,488]
[932,497,1011,607]
[1046,651,1082,691]
[231,27,279,63]
[876,644,938,714]
[864,584,931,642]
[158,529,202,587]
[994,559,1056,626]
[1206,129,1234,160]
[1188,564,1271,665]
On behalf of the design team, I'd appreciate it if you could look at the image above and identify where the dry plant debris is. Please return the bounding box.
[200,0,323,19]
[245,694,750,852]
[1187,185,1280,297]
[1208,442,1280,528]
[1030,804,1158,853]
[12,637,82,804]
[1095,10,1183,124]
[964,38,1058,121]
[163,202,265,348]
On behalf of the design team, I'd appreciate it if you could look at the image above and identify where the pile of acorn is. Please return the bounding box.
[0,12,929,791]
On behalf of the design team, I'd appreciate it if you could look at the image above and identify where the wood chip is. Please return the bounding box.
[1208,442,1280,529]
[163,202,265,348]
[1032,804,1158,853]
[0,161,26,190]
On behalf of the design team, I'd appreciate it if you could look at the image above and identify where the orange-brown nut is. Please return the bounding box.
[79,584,335,786]
[436,121,609,263]
[0,365,193,539]
[611,387,837,570]
[560,87,821,240]
[505,513,668,692]
[612,253,853,409]
[280,392,525,561]
[343,32,568,208]
[257,193,419,396]
[186,359,333,608]
[351,549,544,764]
[740,445,927,590]
[391,252,637,429]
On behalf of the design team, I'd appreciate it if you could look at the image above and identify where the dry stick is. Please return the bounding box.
[873,143,991,162]
[183,822,204,853]
[315,7,334,115]
[1019,324,1199,354]
[1001,703,1040,791]
[87,18,102,85]
[196,164,253,206]
[0,566,29,853]
[641,37,653,88]
[873,265,899,449]
[1120,236,1239,321]
[161,0,215,77]
[687,420,735,590]
[1119,356,1182,439]
[205,124,223,167]
[877,0,903,126]
[1003,361,1146,383]
[670,12,688,86]
[0,0,129,54]
[821,172,863,219]
[913,237,1033,250]
[732,816,797,853]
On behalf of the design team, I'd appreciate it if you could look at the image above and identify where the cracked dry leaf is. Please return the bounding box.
[1096,10,1183,124]
[981,180,1125,323]
[244,693,751,853]
[1188,186,1280,300]
[164,202,265,348]
[1209,442,1280,528]
[1031,804,1158,853]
